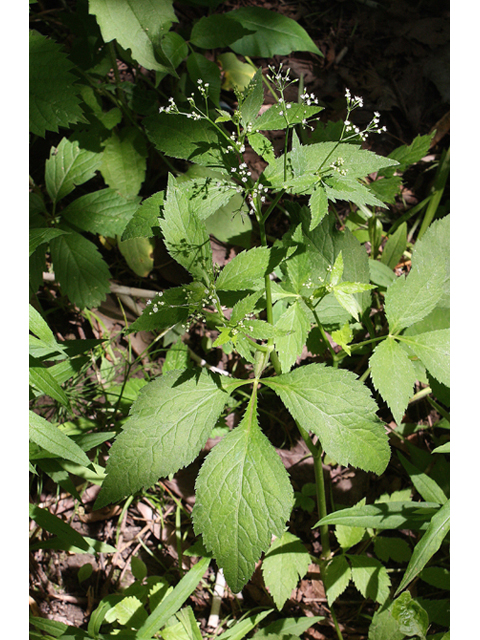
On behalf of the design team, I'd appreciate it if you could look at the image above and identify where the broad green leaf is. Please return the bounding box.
[262,532,310,609]
[273,299,311,373]
[230,290,263,324]
[29,411,91,468]
[117,236,155,278]
[50,231,111,309]
[160,176,213,282]
[309,185,328,231]
[381,222,407,269]
[316,501,440,531]
[121,191,164,241]
[218,52,256,92]
[29,228,68,256]
[254,617,324,638]
[348,554,391,605]
[61,188,139,237]
[239,68,264,129]
[334,500,367,550]
[412,215,450,308]
[162,341,190,373]
[374,537,412,563]
[155,31,189,78]
[369,260,396,288]
[192,391,294,593]
[205,199,252,248]
[323,555,351,606]
[228,7,322,57]
[99,128,147,198]
[382,132,435,177]
[395,500,450,596]
[136,556,210,639]
[145,113,227,167]
[176,167,237,221]
[88,0,177,72]
[331,322,353,356]
[45,137,102,204]
[29,357,70,406]
[216,246,275,291]
[404,306,450,335]
[95,369,229,509]
[29,504,90,552]
[29,30,84,136]
[419,566,450,591]
[368,600,405,640]
[398,330,450,388]
[263,364,390,475]
[253,102,323,132]
[391,592,429,638]
[397,452,448,505]
[324,174,388,209]
[186,52,221,107]
[333,281,376,321]
[104,595,147,627]
[370,337,417,426]
[29,304,64,354]
[248,132,276,165]
[127,287,190,333]
[190,13,253,49]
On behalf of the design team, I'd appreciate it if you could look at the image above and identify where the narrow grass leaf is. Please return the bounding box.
[29,504,90,552]
[29,358,70,407]
[192,392,294,593]
[29,411,91,468]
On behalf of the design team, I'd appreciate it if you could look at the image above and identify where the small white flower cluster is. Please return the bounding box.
[277,96,293,117]
[300,91,320,107]
[343,88,387,141]
[330,157,348,176]
[146,292,165,315]
[266,63,298,92]
[226,133,246,155]
[231,161,251,186]
[196,78,210,97]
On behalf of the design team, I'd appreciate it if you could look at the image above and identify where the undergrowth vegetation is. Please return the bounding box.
[29,1,450,639]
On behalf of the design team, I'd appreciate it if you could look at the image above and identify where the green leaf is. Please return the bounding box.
[29,228,68,257]
[62,188,139,237]
[128,287,190,333]
[176,167,237,221]
[262,532,311,609]
[374,537,412,563]
[395,500,450,596]
[95,369,229,509]
[369,337,418,426]
[218,52,256,92]
[398,330,450,388]
[391,592,429,638]
[29,411,91,468]
[217,611,273,640]
[334,501,367,550]
[324,174,388,209]
[29,357,70,406]
[273,299,311,373]
[145,113,227,167]
[309,185,328,231]
[323,555,351,606]
[368,600,405,640]
[192,391,294,593]
[190,13,253,50]
[253,102,323,132]
[216,246,276,291]
[136,556,210,639]
[381,222,407,269]
[99,128,148,198]
[369,260,396,289]
[419,566,450,591]
[50,231,111,309]
[254,617,324,638]
[227,7,322,57]
[104,595,148,627]
[88,0,177,72]
[186,52,221,107]
[331,322,353,356]
[29,304,64,354]
[29,30,84,136]
[162,341,190,373]
[29,504,90,552]
[382,132,435,177]
[239,68,264,130]
[160,176,213,282]
[263,363,390,475]
[45,138,102,204]
[121,191,164,240]
[316,501,440,531]
[118,236,155,278]
[397,452,448,505]
[348,554,391,605]
[248,131,276,165]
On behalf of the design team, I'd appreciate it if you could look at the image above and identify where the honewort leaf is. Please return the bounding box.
[216,246,281,291]
[398,330,450,388]
[323,555,351,606]
[273,299,311,373]
[192,390,294,593]
[88,0,177,72]
[94,369,230,509]
[262,532,311,609]
[316,501,440,531]
[348,554,391,605]
[263,364,390,474]
[127,287,190,333]
[99,128,148,199]
[369,336,418,426]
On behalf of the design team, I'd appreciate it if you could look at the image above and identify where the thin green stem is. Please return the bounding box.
[313,446,330,559]
[311,307,338,366]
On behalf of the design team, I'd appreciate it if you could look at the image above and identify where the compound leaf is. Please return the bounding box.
[398,329,450,388]
[216,246,276,291]
[29,30,84,137]
[370,336,418,426]
[50,231,111,309]
[192,391,294,593]
[62,188,139,237]
[122,191,165,240]
[274,299,311,373]
[95,369,230,509]
[45,138,102,204]
[263,364,390,475]
[348,554,391,605]
[88,0,177,72]
[100,128,147,198]
[262,532,310,609]
[323,555,351,606]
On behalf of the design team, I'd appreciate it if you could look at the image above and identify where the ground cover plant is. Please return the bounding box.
[29,1,450,638]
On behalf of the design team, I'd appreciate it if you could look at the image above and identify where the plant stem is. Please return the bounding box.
[312,444,331,559]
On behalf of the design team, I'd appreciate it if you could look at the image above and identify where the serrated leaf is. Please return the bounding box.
[88,0,177,72]
[334,500,366,550]
[395,499,450,597]
[45,138,102,204]
[323,555,351,606]
[29,411,91,467]
[190,13,253,50]
[192,391,294,593]
[29,30,84,136]
[50,231,111,309]
[309,185,328,231]
[248,132,276,165]
[398,330,450,387]
[263,364,390,474]
[273,300,311,373]
[230,290,263,324]
[239,68,264,129]
[316,501,439,531]
[391,592,429,637]
[324,174,388,209]
[374,537,412,563]
[29,228,68,257]
[348,554,391,604]
[216,246,275,291]
[253,102,323,132]
[177,169,237,221]
[382,132,435,177]
[128,287,190,333]
[99,128,147,198]
[95,370,229,509]
[369,337,418,426]
[331,322,353,356]
[122,191,164,240]
[227,7,322,57]
[104,595,147,627]
[160,176,213,282]
[262,532,310,609]
[62,188,139,237]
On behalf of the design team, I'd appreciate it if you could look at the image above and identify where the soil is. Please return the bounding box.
[29,0,449,638]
